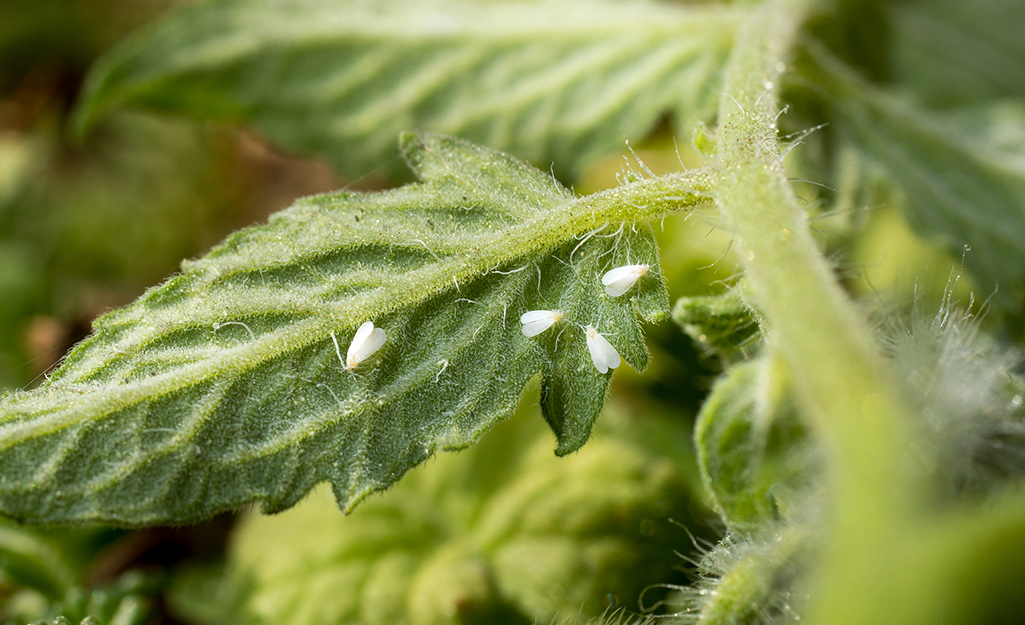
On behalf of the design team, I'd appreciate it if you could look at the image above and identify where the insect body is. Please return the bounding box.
[520,310,565,337]
[601,264,650,297]
[584,325,620,373]
[346,321,386,370]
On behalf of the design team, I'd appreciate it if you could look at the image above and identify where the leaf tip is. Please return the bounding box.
[553,439,584,458]
[70,50,128,142]
[542,393,602,458]
[398,131,426,153]
[399,131,430,177]
[70,85,105,143]
[644,309,672,325]
[551,419,598,456]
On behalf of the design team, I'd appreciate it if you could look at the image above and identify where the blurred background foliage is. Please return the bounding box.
[0,0,344,392]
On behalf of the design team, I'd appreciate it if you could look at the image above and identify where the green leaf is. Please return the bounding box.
[672,285,760,362]
[807,47,1025,308]
[0,132,709,525]
[41,575,152,625]
[694,356,813,532]
[230,406,698,625]
[165,561,240,625]
[74,0,738,180]
[888,0,1025,107]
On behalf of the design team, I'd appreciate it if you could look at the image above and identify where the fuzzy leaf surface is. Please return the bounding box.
[75,0,738,180]
[672,286,759,363]
[694,357,813,532]
[0,133,704,525]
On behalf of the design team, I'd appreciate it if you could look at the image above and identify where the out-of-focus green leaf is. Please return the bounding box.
[887,0,1025,107]
[694,356,812,532]
[75,0,738,180]
[3,566,152,625]
[808,47,1025,309]
[672,285,759,362]
[41,577,150,625]
[0,244,44,390]
[0,522,77,598]
[165,561,240,625]
[0,135,48,389]
[230,405,697,625]
[0,113,239,389]
[0,133,707,526]
[0,135,44,207]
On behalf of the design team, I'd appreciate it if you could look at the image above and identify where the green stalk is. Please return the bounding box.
[712,0,924,621]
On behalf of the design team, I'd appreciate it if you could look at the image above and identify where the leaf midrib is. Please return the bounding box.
[0,172,711,448]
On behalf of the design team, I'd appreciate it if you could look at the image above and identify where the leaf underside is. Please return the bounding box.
[74,0,737,180]
[0,133,673,526]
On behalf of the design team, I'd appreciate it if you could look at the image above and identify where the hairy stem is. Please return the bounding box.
[713,0,923,621]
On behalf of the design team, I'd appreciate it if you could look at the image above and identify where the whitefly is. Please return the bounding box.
[345,321,387,370]
[601,263,650,297]
[520,310,565,337]
[584,325,620,374]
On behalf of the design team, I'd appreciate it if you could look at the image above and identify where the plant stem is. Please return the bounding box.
[712,0,924,621]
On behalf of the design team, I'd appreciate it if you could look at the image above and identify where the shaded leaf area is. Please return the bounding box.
[805,47,1025,310]
[230,407,698,625]
[885,0,1025,108]
[694,356,814,533]
[74,0,738,180]
[0,133,704,526]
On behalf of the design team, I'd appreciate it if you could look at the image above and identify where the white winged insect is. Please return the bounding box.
[345,321,386,370]
[601,263,650,297]
[584,325,620,373]
[520,310,564,337]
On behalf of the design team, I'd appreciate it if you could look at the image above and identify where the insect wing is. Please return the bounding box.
[520,310,562,337]
[347,321,386,368]
[359,327,387,360]
[585,326,621,373]
[601,264,649,297]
